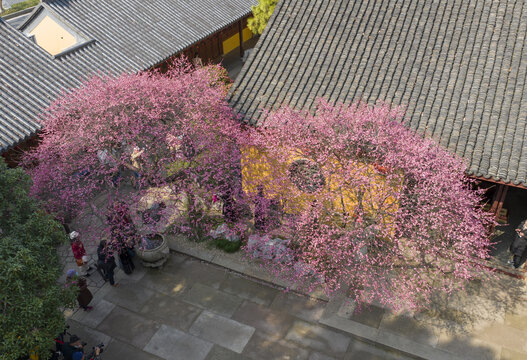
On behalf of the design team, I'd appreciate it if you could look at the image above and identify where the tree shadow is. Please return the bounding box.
[406,272,527,359]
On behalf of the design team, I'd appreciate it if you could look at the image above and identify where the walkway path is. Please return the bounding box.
[58,230,527,360]
[57,185,527,360]
[59,246,412,359]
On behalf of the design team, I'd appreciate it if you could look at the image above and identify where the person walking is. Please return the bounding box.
[96,240,107,281]
[70,231,92,277]
[510,219,527,269]
[66,270,93,311]
[97,240,119,287]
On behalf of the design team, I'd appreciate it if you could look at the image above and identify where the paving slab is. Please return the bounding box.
[210,254,256,277]
[503,305,527,331]
[189,311,255,353]
[103,279,155,312]
[232,300,295,338]
[319,313,379,342]
[309,352,337,360]
[67,319,112,348]
[72,299,116,329]
[441,292,507,331]
[285,320,351,356]
[171,259,228,289]
[344,339,415,360]
[157,252,188,273]
[242,330,309,360]
[182,283,244,317]
[103,338,163,360]
[205,345,252,360]
[501,347,527,360]
[96,306,160,349]
[113,261,147,283]
[379,312,439,347]
[167,235,216,262]
[468,323,527,353]
[137,269,191,297]
[88,282,113,305]
[271,292,326,323]
[419,331,497,360]
[144,324,213,360]
[220,273,280,305]
[139,292,202,331]
[344,303,385,329]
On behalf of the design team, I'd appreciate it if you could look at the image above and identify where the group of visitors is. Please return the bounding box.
[59,334,102,360]
[68,225,137,312]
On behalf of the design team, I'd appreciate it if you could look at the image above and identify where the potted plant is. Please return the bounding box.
[136,232,170,267]
[106,201,169,269]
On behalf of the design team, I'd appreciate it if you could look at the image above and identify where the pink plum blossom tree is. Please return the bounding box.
[23,56,494,310]
[24,59,244,254]
[240,100,495,311]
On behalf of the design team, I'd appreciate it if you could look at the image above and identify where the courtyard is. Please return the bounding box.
[60,250,413,360]
[57,231,527,360]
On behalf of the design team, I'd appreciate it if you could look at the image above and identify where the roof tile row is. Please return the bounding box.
[0,0,255,151]
[229,0,527,186]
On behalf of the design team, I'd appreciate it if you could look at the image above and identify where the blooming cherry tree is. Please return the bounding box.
[240,101,494,310]
[24,60,243,251]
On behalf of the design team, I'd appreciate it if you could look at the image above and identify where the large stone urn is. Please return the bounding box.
[136,233,169,268]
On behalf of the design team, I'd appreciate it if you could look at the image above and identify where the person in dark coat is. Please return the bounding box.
[106,201,138,276]
[118,247,135,275]
[97,240,119,287]
[510,219,527,268]
[96,240,108,281]
[104,254,119,287]
[66,270,93,311]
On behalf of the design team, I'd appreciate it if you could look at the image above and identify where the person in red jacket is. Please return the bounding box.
[70,231,92,276]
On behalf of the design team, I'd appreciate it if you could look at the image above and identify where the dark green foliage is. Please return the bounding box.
[0,158,76,360]
[1,0,39,17]
[209,238,242,253]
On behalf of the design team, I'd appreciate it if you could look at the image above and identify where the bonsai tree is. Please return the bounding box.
[24,59,244,253]
[240,100,494,311]
[0,158,76,360]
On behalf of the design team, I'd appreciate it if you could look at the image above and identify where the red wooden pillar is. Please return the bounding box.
[488,184,508,232]
[489,185,504,214]
[494,185,508,221]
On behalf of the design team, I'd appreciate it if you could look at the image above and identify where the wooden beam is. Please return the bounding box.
[471,174,527,190]
[489,184,504,214]
[494,185,508,221]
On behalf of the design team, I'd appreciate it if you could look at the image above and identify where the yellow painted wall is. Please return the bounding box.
[29,15,76,55]
[222,27,253,54]
[241,146,401,228]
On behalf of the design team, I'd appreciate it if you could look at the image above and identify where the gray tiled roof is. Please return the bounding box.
[0,18,81,151]
[0,0,255,152]
[229,0,527,187]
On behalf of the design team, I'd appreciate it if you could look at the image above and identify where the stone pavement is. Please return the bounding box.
[58,232,527,360]
[59,243,411,360]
